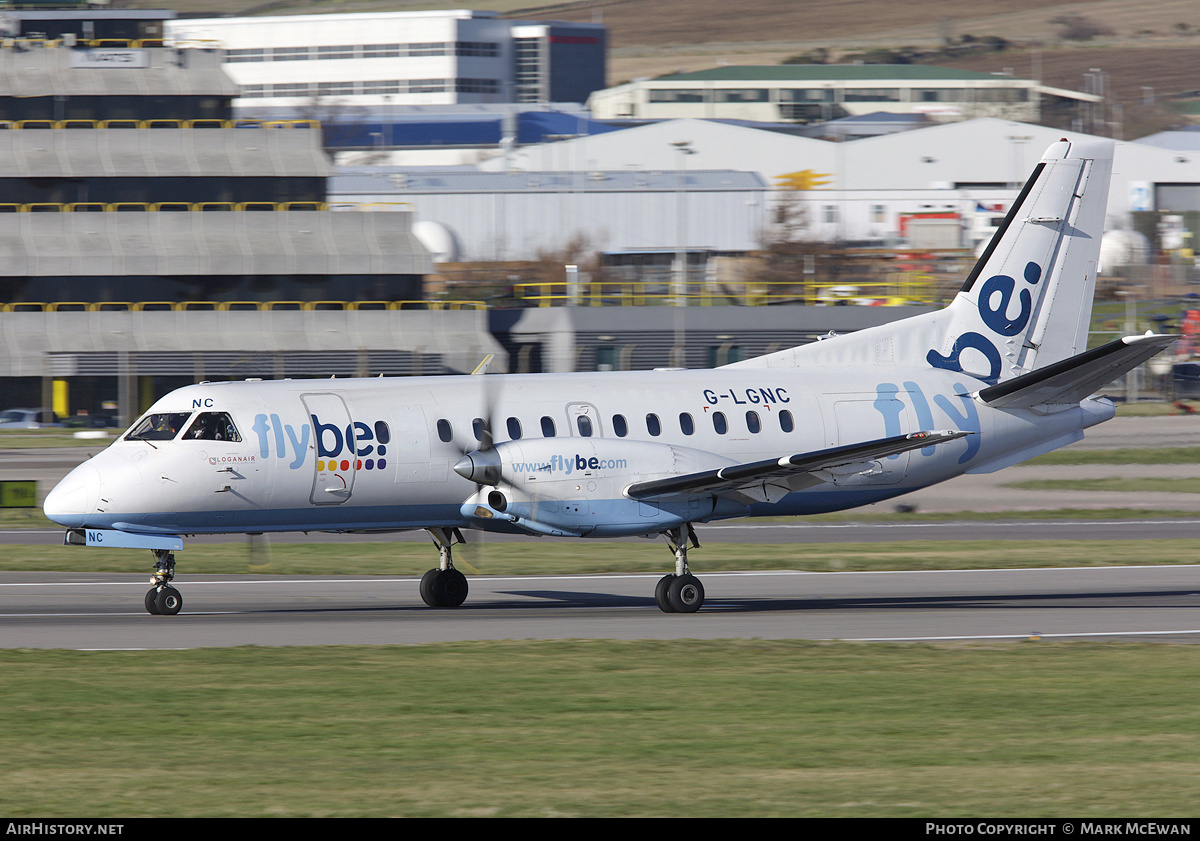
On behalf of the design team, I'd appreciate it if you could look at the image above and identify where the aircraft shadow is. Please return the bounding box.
[702,588,1200,614]
[204,587,1199,617]
[489,587,1200,613]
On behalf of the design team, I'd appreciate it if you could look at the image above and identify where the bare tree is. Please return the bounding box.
[1050,14,1114,41]
[750,191,832,298]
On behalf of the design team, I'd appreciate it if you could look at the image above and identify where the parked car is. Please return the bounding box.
[1174,362,1200,399]
[63,412,120,429]
[0,408,57,428]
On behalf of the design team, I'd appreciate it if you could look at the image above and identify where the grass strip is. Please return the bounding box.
[2,641,1199,817]
[1007,478,1200,493]
[6,506,1200,531]
[3,537,1198,576]
[1027,447,1200,465]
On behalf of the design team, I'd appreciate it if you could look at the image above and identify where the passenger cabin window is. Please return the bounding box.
[126,412,191,441]
[541,416,556,437]
[472,418,489,442]
[184,412,242,441]
[746,411,761,434]
[679,413,694,435]
[779,410,794,433]
[437,419,453,442]
[506,417,522,440]
[712,411,728,435]
[576,415,593,437]
[612,414,628,437]
[646,413,661,437]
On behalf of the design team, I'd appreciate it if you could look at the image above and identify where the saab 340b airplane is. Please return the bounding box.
[44,138,1174,615]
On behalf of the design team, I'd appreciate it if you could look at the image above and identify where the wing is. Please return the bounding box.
[624,430,971,500]
[977,333,1178,410]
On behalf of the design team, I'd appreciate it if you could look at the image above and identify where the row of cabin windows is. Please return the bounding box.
[436,409,795,444]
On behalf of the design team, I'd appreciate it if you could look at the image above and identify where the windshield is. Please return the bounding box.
[183,412,242,442]
[125,412,192,442]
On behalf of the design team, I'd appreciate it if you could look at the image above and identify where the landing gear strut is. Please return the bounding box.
[421,528,469,608]
[144,550,183,616]
[655,524,705,614]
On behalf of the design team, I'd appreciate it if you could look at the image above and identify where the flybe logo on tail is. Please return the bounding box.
[251,414,391,470]
[927,261,1042,384]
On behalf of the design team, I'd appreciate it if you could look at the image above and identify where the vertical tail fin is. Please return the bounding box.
[737,139,1114,382]
[925,138,1113,383]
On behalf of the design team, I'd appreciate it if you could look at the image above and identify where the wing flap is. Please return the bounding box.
[977,334,1177,409]
[624,430,970,500]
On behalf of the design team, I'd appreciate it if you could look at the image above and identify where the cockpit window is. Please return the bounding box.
[184,412,242,442]
[126,412,192,442]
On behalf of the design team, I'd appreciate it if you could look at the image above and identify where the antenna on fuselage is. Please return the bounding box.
[471,353,495,376]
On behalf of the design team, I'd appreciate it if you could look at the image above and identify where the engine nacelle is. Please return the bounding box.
[455,438,749,537]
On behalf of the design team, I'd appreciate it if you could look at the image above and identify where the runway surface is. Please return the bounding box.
[3,415,1199,649]
[3,565,1199,650]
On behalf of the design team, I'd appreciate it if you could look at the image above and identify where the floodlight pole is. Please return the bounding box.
[672,141,695,308]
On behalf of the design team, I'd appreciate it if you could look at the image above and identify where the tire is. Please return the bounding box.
[432,568,468,608]
[155,586,183,616]
[145,587,161,616]
[667,574,704,613]
[419,568,440,607]
[655,574,676,613]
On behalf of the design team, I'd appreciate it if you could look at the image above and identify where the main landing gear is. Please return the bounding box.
[421,528,469,608]
[655,524,705,614]
[144,549,183,616]
[414,524,706,613]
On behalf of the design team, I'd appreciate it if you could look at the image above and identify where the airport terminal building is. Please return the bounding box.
[0,32,468,425]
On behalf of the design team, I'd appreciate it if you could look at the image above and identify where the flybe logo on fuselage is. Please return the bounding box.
[251,413,391,470]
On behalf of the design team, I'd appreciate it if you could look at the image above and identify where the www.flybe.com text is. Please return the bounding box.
[510,454,628,475]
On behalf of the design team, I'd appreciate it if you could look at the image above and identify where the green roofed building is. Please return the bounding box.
[588,65,1098,125]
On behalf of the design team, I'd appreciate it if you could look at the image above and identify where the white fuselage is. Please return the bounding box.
[43,365,1113,539]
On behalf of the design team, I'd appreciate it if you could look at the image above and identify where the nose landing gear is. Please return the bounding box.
[144,550,183,616]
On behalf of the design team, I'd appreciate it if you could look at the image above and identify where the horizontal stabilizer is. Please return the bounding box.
[624,430,970,500]
[976,334,1178,409]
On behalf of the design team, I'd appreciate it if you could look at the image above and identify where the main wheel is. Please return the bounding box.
[667,574,704,613]
[155,585,183,616]
[431,569,469,608]
[144,587,161,616]
[655,574,676,613]
[419,568,440,607]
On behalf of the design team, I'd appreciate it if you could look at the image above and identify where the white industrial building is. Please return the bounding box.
[330,168,768,262]
[164,9,606,110]
[476,117,1200,248]
[587,65,1096,124]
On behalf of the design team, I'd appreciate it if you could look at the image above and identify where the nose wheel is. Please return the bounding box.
[144,551,183,616]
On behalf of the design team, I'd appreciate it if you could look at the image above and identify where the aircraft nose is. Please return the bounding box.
[43,462,102,527]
